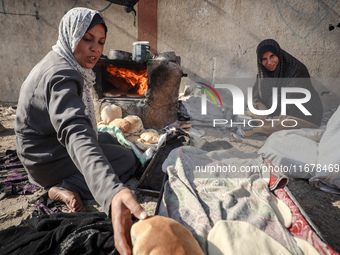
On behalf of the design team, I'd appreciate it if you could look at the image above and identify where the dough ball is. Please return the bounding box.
[131,215,204,255]
[140,132,160,144]
[208,220,291,255]
[293,237,319,255]
[269,192,292,228]
[108,118,130,133]
[101,104,122,124]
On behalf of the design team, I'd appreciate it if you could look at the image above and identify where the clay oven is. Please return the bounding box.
[91,52,184,130]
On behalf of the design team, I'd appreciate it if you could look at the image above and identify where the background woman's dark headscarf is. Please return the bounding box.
[252,39,323,126]
[256,39,309,80]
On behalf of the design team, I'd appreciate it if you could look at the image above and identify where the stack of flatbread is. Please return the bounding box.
[98,104,160,151]
[133,131,160,151]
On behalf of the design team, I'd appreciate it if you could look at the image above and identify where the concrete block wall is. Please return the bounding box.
[0,0,138,102]
[0,0,339,111]
[157,0,340,111]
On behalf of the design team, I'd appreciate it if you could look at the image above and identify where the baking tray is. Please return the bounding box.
[137,129,190,197]
[136,144,166,197]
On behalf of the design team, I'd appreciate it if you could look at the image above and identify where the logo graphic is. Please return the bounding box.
[199,83,311,116]
[197,82,312,128]
[197,82,222,115]
[197,82,222,106]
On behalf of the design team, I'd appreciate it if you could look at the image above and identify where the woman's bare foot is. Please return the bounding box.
[48,187,86,212]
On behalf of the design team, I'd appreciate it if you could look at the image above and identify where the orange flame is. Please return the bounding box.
[106,64,148,95]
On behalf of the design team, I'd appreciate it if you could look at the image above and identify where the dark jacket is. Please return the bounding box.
[15,51,124,214]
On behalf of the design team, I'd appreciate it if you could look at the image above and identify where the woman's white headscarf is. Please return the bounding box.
[52,7,105,136]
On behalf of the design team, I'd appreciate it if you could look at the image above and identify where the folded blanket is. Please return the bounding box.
[158,146,302,254]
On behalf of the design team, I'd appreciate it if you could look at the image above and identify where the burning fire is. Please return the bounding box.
[106,64,148,95]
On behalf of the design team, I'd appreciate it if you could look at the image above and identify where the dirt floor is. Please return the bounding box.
[1,103,340,253]
[287,179,340,252]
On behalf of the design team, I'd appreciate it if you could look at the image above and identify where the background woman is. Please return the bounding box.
[15,7,146,254]
[247,39,323,135]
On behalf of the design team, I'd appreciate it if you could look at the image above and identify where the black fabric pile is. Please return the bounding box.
[0,212,119,255]
[0,150,133,254]
[33,192,62,216]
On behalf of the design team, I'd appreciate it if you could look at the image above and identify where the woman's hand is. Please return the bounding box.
[111,188,148,255]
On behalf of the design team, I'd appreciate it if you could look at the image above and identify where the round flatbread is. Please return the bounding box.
[108,118,130,133]
[140,132,160,144]
[135,138,157,151]
[131,215,204,255]
[125,135,140,144]
[97,121,106,128]
[124,115,144,134]
[100,104,122,124]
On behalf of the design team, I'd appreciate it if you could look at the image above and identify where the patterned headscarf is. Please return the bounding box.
[52,7,106,136]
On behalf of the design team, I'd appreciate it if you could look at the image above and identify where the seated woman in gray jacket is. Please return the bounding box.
[15,7,147,254]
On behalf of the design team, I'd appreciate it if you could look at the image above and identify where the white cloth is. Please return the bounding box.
[310,106,340,193]
[259,105,340,193]
[258,128,324,179]
[52,7,103,135]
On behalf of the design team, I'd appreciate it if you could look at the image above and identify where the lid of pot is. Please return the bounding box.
[133,41,149,45]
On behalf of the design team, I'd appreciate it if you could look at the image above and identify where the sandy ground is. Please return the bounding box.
[1,103,340,253]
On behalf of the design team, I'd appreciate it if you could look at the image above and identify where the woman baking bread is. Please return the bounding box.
[15,7,147,254]
[248,39,323,134]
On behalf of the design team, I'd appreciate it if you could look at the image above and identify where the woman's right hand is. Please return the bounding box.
[111,188,148,255]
